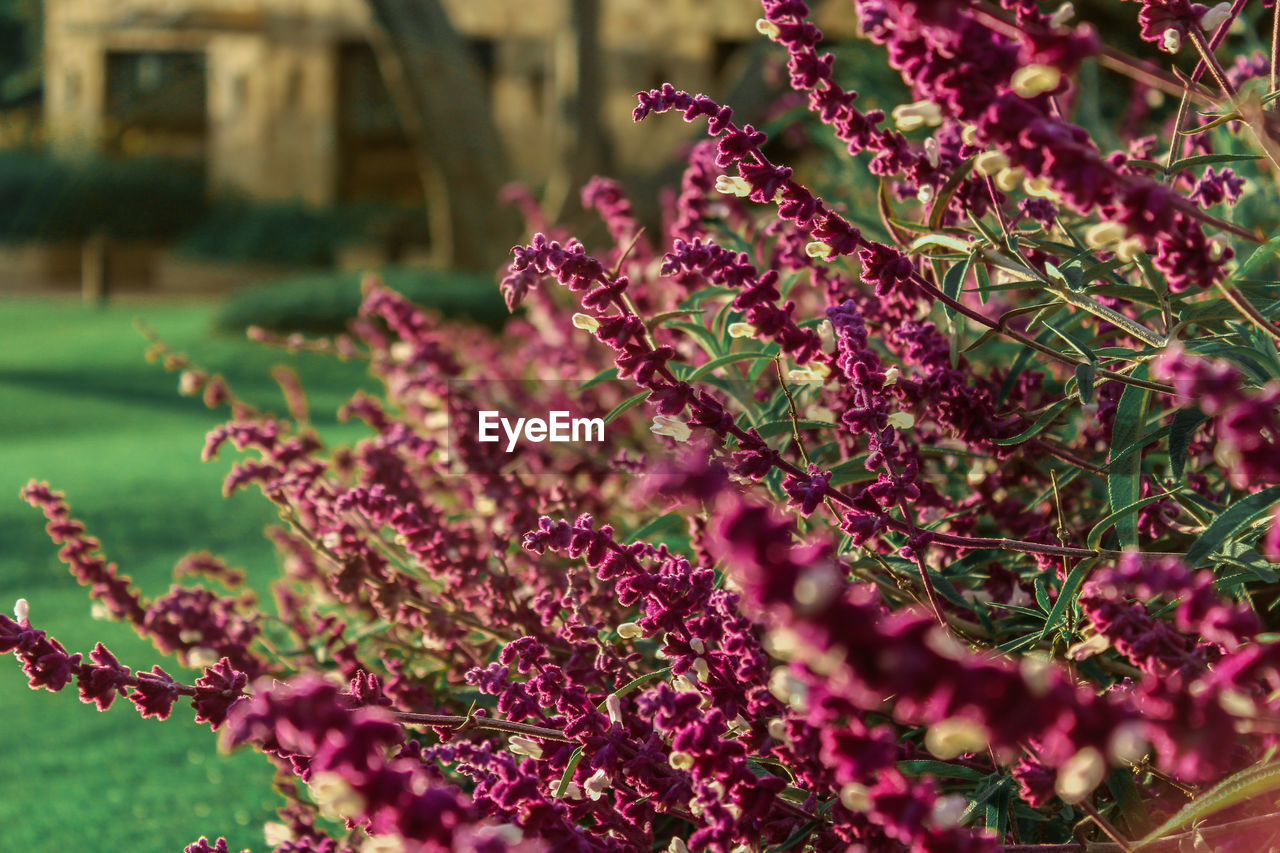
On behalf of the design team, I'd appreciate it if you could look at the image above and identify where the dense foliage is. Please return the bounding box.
[9,0,1280,851]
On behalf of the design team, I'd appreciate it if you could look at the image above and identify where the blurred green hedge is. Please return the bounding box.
[0,150,206,241]
[215,266,510,334]
[0,150,429,267]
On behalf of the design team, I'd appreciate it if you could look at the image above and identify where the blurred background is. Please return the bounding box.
[0,1,865,850]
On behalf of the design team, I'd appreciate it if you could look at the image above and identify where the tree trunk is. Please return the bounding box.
[545,0,611,221]
[364,0,519,270]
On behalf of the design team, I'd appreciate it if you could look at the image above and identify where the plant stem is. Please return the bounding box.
[1216,282,1280,343]
[395,711,576,742]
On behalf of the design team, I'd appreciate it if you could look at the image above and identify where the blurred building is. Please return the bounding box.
[42,0,842,208]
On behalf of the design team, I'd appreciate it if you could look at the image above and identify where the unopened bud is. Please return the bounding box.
[13,599,28,622]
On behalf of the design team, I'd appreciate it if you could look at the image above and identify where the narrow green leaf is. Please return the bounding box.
[897,760,988,782]
[941,253,974,322]
[1184,485,1280,567]
[929,154,976,231]
[1232,235,1280,285]
[1168,408,1208,481]
[755,418,839,439]
[1108,369,1151,548]
[603,391,650,425]
[686,351,776,382]
[1168,152,1262,173]
[993,398,1073,446]
[577,367,619,392]
[646,309,703,329]
[1134,761,1280,849]
[626,513,681,544]
[908,233,971,255]
[667,321,722,358]
[976,261,992,305]
[1087,490,1179,550]
[1074,362,1095,406]
[1039,559,1095,640]
[554,748,585,798]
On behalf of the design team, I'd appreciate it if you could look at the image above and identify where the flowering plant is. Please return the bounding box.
[10,0,1280,850]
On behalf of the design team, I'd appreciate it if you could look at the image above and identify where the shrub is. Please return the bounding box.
[177,200,430,268]
[0,150,206,242]
[214,267,509,334]
[9,1,1280,852]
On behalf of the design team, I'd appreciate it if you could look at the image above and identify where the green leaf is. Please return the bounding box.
[1134,761,1280,849]
[576,367,619,392]
[1074,362,1095,406]
[897,760,988,782]
[556,666,675,799]
[1108,369,1151,548]
[677,285,736,309]
[1168,152,1263,173]
[1168,408,1208,481]
[1184,485,1280,568]
[626,513,681,544]
[1039,559,1095,639]
[603,391,650,425]
[1232,235,1280,285]
[1087,490,1179,550]
[685,351,776,382]
[646,309,703,329]
[975,262,992,305]
[667,321,722,359]
[755,418,840,439]
[941,253,974,323]
[908,233,971,255]
[554,747,585,799]
[929,154,976,231]
[993,398,1073,446]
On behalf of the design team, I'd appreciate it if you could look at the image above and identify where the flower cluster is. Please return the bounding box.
[9,0,1280,851]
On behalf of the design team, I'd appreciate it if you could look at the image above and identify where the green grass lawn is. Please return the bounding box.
[0,296,372,852]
